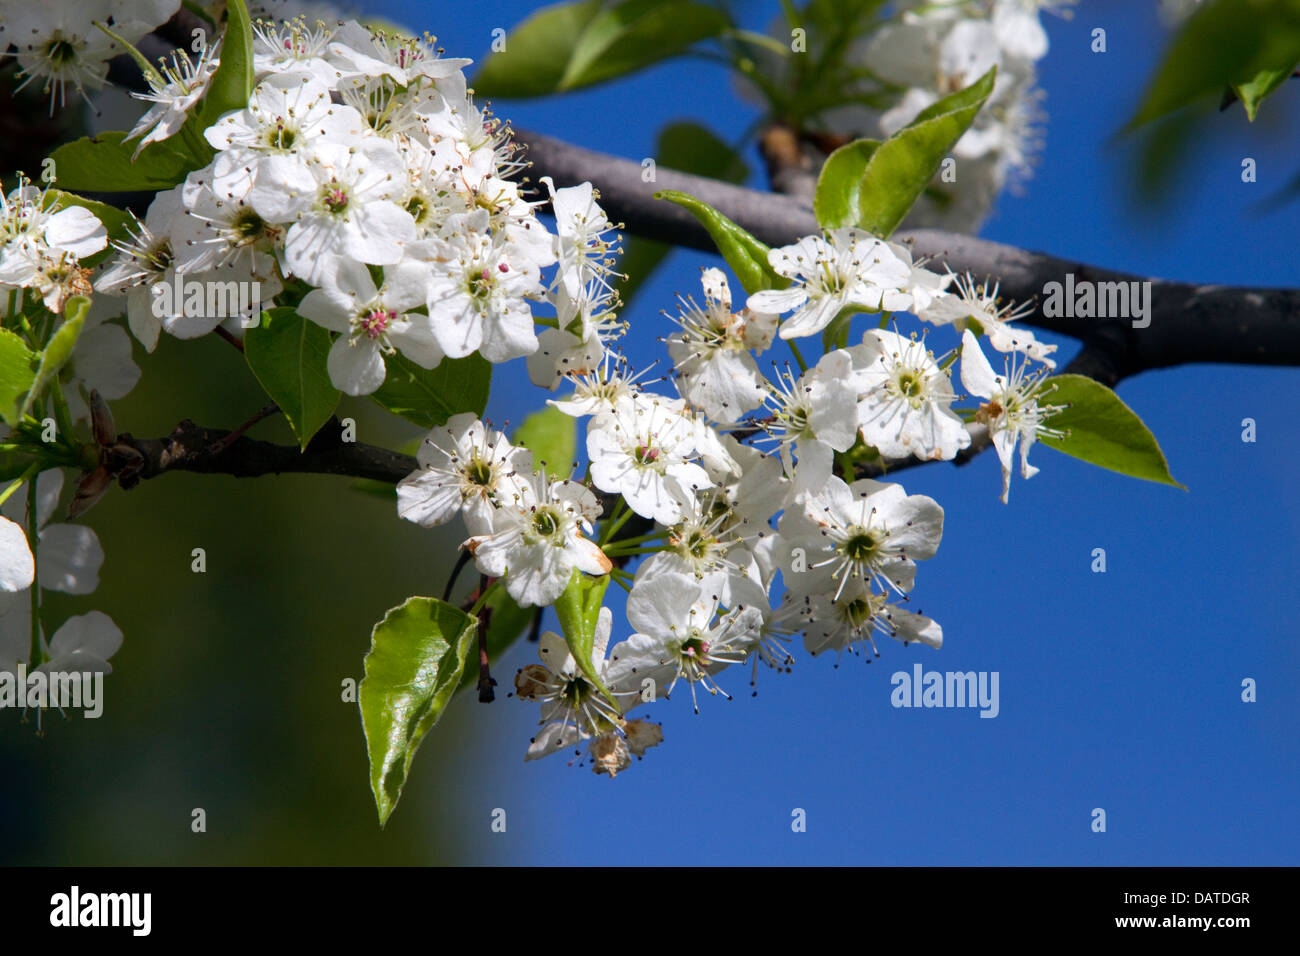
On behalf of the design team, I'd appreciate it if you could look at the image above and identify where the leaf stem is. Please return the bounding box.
[468,578,498,618]
[786,338,808,373]
[0,462,41,510]
[606,529,668,549]
[597,497,632,545]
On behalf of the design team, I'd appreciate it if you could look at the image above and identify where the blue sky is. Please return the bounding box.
[351,0,1300,865]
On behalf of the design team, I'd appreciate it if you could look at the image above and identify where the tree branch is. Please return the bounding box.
[120,418,417,484]
[68,124,1298,495]
[110,414,968,494]
[514,129,1300,383]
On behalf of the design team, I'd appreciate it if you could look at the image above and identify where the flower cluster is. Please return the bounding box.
[398,190,1064,773]
[3,5,1068,773]
[93,13,607,397]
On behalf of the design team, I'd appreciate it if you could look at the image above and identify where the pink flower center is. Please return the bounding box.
[324,188,349,213]
[360,309,395,339]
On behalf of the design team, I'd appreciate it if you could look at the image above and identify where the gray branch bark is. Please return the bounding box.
[516,130,1300,387]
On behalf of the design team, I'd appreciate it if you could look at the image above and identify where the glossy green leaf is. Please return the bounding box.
[813,138,881,231]
[512,405,576,480]
[471,0,604,98]
[47,132,196,193]
[193,0,254,132]
[1038,374,1184,489]
[473,0,726,98]
[370,352,491,429]
[1128,0,1300,128]
[815,66,996,237]
[360,597,478,826]
[244,308,340,450]
[560,0,728,91]
[621,121,750,304]
[654,190,787,295]
[21,296,89,420]
[552,568,615,705]
[0,330,40,426]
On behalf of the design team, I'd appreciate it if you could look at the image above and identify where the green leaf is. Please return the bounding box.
[47,132,196,193]
[1233,60,1299,121]
[621,121,750,304]
[813,138,881,231]
[193,0,254,132]
[0,330,40,426]
[244,308,341,450]
[21,296,89,420]
[41,2,253,189]
[815,66,996,237]
[370,352,491,430]
[472,0,604,98]
[511,405,575,480]
[1128,0,1300,128]
[552,568,615,705]
[559,0,729,91]
[359,597,479,827]
[654,190,788,295]
[1038,374,1184,489]
[472,0,727,98]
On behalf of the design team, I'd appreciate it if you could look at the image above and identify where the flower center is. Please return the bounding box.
[680,631,711,662]
[818,258,845,294]
[633,441,660,466]
[405,195,428,223]
[231,208,266,241]
[843,528,882,563]
[357,308,394,339]
[46,37,79,65]
[467,268,495,301]
[266,124,296,150]
[322,186,350,214]
[897,370,923,398]
[561,676,591,704]
[147,239,174,273]
[843,595,882,629]
[786,404,811,435]
[464,456,494,487]
[532,508,561,539]
[684,529,711,559]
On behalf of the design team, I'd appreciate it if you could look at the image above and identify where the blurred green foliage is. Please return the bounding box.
[0,328,486,863]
